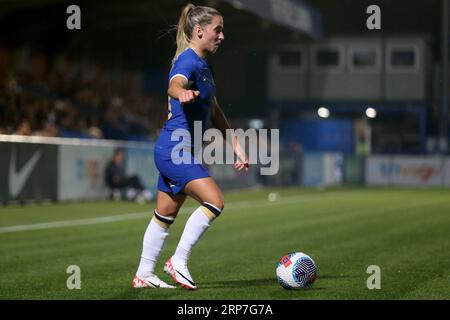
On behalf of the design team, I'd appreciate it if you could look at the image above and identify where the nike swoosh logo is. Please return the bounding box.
[9,149,43,197]
[148,281,160,288]
[176,270,196,287]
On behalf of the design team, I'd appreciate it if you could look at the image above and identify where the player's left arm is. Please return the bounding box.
[210,97,249,171]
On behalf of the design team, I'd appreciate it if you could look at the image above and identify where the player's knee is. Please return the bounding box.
[202,200,224,220]
[216,200,224,211]
[207,197,224,211]
[153,209,177,228]
[214,194,225,211]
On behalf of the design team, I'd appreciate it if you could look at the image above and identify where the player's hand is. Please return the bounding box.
[234,159,249,171]
[232,136,249,171]
[179,90,200,104]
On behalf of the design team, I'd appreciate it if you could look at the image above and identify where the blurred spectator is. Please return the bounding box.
[34,121,58,137]
[14,119,32,135]
[104,148,154,203]
[86,116,103,139]
[356,135,369,156]
[0,45,165,141]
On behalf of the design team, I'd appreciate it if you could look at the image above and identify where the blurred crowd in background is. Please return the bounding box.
[0,44,167,141]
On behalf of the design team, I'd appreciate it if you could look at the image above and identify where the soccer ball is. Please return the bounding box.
[276,252,317,289]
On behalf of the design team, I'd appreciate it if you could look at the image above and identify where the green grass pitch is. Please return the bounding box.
[0,187,449,300]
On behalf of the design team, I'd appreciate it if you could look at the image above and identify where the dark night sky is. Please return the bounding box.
[0,0,445,66]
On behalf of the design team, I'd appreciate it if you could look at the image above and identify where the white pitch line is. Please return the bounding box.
[0,195,308,234]
[0,211,149,234]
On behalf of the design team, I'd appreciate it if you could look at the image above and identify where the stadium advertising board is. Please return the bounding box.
[323,153,344,186]
[344,155,365,184]
[366,156,446,186]
[208,163,257,190]
[303,152,343,187]
[0,141,57,204]
[58,145,114,201]
[264,148,302,186]
[125,146,158,194]
[444,158,450,186]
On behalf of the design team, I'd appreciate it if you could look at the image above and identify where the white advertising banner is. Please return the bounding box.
[303,152,343,187]
[391,156,443,186]
[366,156,392,185]
[366,155,446,186]
[323,153,344,186]
[58,145,114,201]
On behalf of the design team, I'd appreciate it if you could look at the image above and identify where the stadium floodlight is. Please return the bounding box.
[248,118,264,129]
[230,0,245,10]
[317,107,330,118]
[366,107,377,118]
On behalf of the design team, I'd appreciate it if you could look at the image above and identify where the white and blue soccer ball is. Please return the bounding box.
[276,252,317,289]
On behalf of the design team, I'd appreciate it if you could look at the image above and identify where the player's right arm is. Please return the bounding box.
[167,76,199,104]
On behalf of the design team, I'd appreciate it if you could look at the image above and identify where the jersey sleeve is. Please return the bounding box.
[169,54,196,83]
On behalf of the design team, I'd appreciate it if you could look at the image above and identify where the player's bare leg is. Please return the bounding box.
[183,177,224,211]
[156,191,187,221]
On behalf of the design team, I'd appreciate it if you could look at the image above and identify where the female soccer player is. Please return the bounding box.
[132,3,249,289]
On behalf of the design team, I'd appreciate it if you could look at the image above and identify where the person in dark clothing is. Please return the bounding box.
[105,148,153,202]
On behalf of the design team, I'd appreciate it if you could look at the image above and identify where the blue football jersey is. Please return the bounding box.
[159,48,216,148]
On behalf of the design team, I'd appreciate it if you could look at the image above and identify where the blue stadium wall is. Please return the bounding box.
[281,119,354,154]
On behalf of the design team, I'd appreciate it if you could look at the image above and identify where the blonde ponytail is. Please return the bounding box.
[173,3,195,63]
[172,3,221,64]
